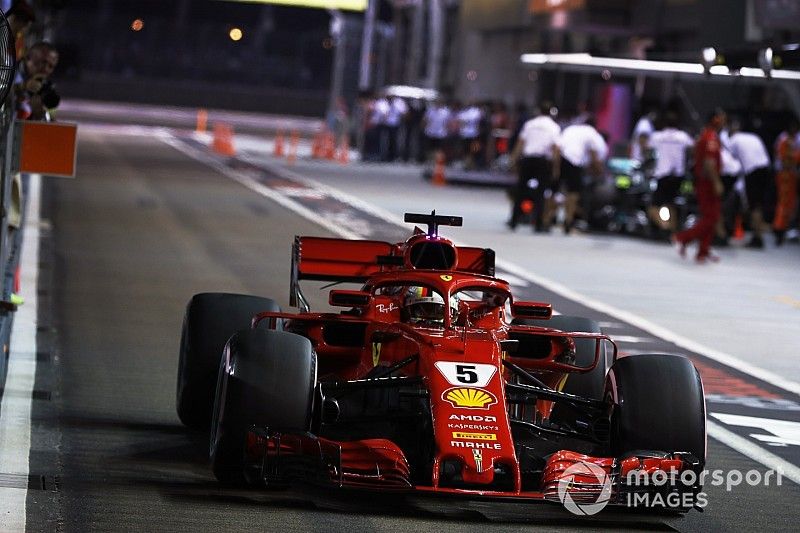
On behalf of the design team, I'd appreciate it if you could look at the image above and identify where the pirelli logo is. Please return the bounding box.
[452,432,497,441]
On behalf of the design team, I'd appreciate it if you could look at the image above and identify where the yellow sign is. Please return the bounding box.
[439,275,453,281]
[452,432,497,441]
[371,342,381,367]
[443,388,497,410]
[222,0,367,12]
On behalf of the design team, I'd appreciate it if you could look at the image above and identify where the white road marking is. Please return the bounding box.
[159,135,362,240]
[494,271,531,288]
[0,173,41,531]
[711,413,800,447]
[607,335,655,344]
[707,420,800,485]
[705,395,800,411]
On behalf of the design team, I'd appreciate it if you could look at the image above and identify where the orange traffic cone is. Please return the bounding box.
[212,123,236,156]
[337,134,350,165]
[311,130,323,159]
[287,130,299,165]
[324,131,336,160]
[432,150,446,186]
[196,109,208,133]
[274,130,285,158]
[733,214,745,240]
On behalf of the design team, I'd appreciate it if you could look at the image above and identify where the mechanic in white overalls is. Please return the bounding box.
[508,102,561,232]
[557,118,608,233]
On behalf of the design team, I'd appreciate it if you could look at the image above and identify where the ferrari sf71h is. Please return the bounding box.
[176,212,706,512]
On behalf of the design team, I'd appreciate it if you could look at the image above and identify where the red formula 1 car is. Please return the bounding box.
[176,212,706,513]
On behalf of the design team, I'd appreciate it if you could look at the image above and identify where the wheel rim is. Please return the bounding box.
[209,343,231,458]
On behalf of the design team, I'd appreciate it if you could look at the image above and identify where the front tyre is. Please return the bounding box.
[606,354,706,462]
[210,329,316,485]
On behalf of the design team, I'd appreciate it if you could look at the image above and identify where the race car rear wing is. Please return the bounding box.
[290,236,495,311]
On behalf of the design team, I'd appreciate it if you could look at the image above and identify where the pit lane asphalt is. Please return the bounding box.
[20,125,799,531]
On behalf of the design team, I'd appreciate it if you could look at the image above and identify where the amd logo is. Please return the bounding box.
[449,414,497,423]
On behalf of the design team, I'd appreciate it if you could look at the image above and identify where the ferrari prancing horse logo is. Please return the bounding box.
[371,342,381,366]
[439,274,453,281]
[473,449,483,472]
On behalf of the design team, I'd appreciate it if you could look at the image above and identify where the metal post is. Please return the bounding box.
[328,11,346,123]
[426,0,444,90]
[359,0,377,91]
[407,0,425,84]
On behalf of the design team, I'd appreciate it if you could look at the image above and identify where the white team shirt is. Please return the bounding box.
[424,105,451,139]
[458,106,482,139]
[519,115,561,159]
[650,128,694,178]
[384,97,408,127]
[630,116,654,160]
[721,146,742,176]
[727,132,770,174]
[558,124,608,167]
[371,98,389,126]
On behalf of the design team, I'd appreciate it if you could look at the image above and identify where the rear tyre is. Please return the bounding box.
[210,329,316,485]
[176,293,281,430]
[606,354,706,462]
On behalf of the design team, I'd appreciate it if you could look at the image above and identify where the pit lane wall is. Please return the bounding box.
[0,102,18,386]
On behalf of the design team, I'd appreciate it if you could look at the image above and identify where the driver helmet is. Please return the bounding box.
[403,286,458,326]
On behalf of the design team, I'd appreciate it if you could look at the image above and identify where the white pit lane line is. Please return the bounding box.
[0,174,41,531]
[160,132,800,484]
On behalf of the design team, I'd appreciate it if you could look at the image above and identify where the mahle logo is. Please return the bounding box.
[557,461,613,516]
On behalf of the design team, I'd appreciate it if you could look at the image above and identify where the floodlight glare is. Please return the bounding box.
[758,47,773,76]
[702,47,717,66]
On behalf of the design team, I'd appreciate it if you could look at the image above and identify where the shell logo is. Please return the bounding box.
[442,387,497,410]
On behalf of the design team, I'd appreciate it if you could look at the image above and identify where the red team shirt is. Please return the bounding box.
[694,126,722,203]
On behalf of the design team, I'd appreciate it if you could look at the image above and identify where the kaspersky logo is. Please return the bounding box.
[442,387,497,409]
[557,461,613,515]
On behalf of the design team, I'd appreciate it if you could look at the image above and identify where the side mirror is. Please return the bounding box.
[329,290,372,308]
[511,301,552,320]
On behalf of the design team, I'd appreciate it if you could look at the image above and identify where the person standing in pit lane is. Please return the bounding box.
[364,92,387,162]
[773,118,799,246]
[507,102,561,232]
[556,117,607,234]
[630,109,656,161]
[673,109,726,263]
[382,95,408,162]
[422,99,451,163]
[648,112,694,234]
[714,138,742,247]
[726,119,772,249]
[457,101,482,169]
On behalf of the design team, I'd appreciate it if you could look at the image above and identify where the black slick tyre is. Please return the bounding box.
[606,353,706,462]
[176,293,280,430]
[209,329,316,485]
